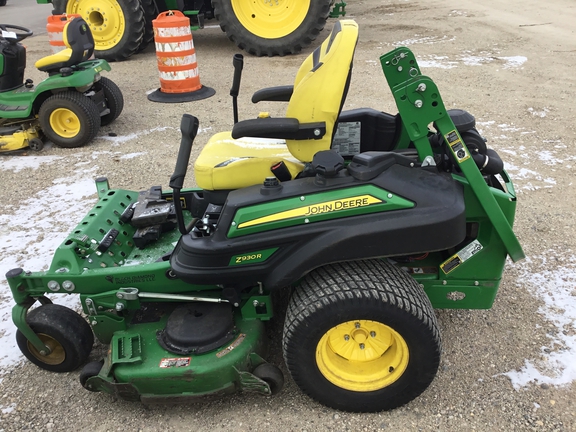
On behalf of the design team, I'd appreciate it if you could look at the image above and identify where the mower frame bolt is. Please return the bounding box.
[314,129,321,136]
[91,320,98,326]
[115,302,125,311]
[417,83,427,92]
[414,100,423,108]
[442,280,447,285]
[474,281,479,286]
[397,66,403,72]
[47,281,60,292]
[62,280,75,291]
[253,300,259,307]
[300,196,305,201]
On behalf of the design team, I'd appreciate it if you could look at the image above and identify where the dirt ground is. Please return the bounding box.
[1,0,575,430]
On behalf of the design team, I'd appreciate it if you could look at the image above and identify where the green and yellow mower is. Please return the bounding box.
[0,19,122,152]
[7,20,523,412]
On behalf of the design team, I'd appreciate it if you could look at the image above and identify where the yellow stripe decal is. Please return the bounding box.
[237,195,383,229]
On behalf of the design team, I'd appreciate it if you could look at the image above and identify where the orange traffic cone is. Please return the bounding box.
[148,10,215,103]
[47,14,81,54]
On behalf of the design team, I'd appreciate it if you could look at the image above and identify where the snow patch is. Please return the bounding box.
[0,155,64,173]
[0,170,98,372]
[500,252,576,388]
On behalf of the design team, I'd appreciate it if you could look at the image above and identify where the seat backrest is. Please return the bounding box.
[35,18,94,72]
[285,20,358,162]
[62,18,94,65]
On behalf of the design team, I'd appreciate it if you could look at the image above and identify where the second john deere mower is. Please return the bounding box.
[0,19,122,152]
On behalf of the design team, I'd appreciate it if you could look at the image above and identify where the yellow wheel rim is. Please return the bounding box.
[231,0,310,39]
[27,333,66,366]
[49,108,81,138]
[67,0,125,49]
[316,320,409,392]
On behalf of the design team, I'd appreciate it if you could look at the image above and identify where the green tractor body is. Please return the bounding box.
[7,21,523,412]
[39,0,347,61]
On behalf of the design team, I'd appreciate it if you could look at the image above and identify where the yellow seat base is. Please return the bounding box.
[194,131,304,190]
[35,48,73,70]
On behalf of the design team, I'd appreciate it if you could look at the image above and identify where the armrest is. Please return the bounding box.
[251,85,294,103]
[232,117,326,140]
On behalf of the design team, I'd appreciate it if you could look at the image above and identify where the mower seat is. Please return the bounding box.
[35,18,94,72]
[194,20,359,191]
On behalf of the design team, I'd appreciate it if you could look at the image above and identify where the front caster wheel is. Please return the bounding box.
[283,260,441,412]
[16,304,94,372]
[28,138,44,151]
[253,363,284,395]
[80,360,104,391]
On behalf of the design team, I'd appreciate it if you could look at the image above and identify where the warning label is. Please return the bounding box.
[444,129,470,163]
[159,357,191,368]
[332,122,361,156]
[440,240,483,274]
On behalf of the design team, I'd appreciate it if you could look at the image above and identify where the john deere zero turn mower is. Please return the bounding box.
[7,20,524,412]
[0,19,122,152]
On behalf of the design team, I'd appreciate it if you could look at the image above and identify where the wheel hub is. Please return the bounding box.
[27,333,65,366]
[231,0,311,39]
[316,320,409,392]
[68,0,125,48]
[49,108,81,138]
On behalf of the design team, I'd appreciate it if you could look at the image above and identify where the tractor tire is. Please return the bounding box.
[213,0,331,57]
[136,0,157,53]
[39,91,101,148]
[54,0,144,62]
[95,76,124,126]
[283,259,442,412]
[16,304,94,373]
[0,0,7,7]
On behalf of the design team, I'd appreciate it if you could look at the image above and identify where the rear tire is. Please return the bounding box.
[136,0,157,53]
[213,0,331,56]
[0,0,7,7]
[16,304,94,373]
[95,77,124,126]
[56,0,144,61]
[39,91,101,148]
[283,259,441,412]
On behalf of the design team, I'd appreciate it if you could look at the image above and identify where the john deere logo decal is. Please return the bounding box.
[238,195,382,229]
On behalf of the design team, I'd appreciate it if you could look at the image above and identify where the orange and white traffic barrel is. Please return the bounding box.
[46,14,81,54]
[147,10,215,103]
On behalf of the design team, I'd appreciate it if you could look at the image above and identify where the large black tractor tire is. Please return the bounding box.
[39,91,101,148]
[16,304,94,373]
[136,0,157,53]
[95,76,124,126]
[53,0,144,61]
[213,0,331,57]
[0,0,7,7]
[283,260,442,412]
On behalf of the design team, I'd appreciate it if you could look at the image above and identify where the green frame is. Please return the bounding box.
[7,47,523,387]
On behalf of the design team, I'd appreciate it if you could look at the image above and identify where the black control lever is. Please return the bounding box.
[230,54,244,124]
[170,114,199,235]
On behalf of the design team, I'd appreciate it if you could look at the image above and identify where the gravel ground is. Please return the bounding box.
[1,0,575,430]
